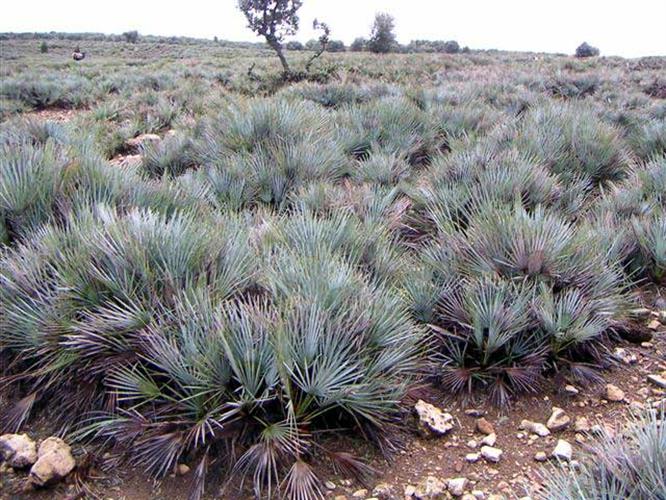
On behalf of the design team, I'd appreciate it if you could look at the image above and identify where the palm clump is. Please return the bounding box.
[1,187,422,497]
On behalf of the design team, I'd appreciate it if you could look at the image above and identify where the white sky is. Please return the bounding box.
[1,0,665,57]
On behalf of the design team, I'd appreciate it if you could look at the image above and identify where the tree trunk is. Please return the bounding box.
[267,37,290,76]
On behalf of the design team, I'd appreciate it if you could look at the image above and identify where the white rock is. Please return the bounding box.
[534,451,547,462]
[29,437,76,486]
[574,416,590,433]
[480,446,503,463]
[448,477,469,496]
[413,476,446,498]
[613,347,637,365]
[0,433,37,468]
[546,407,570,432]
[352,489,368,498]
[519,419,550,437]
[564,385,579,395]
[414,400,454,437]
[606,384,625,402]
[465,452,480,463]
[481,433,496,447]
[647,374,666,389]
[551,439,573,461]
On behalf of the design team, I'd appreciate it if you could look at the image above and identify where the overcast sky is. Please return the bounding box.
[2,0,665,57]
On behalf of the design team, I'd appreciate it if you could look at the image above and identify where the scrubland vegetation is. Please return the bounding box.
[1,32,665,499]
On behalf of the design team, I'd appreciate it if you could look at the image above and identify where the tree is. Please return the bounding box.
[575,42,600,58]
[368,12,397,54]
[350,37,367,52]
[122,30,139,43]
[238,0,302,75]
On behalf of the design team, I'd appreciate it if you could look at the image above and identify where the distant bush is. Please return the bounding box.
[285,40,304,50]
[304,38,320,51]
[327,39,346,52]
[122,30,140,43]
[443,40,460,53]
[350,37,367,52]
[39,41,48,53]
[575,42,600,58]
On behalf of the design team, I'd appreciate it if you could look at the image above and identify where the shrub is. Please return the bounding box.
[575,42,600,58]
[336,96,437,165]
[39,41,48,53]
[630,210,666,284]
[327,39,346,52]
[443,40,460,54]
[350,37,367,52]
[193,99,346,208]
[411,202,629,403]
[514,102,632,187]
[539,409,666,499]
[285,40,303,50]
[0,140,69,242]
[122,30,140,44]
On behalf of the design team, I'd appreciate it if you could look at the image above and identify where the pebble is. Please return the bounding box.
[466,452,481,463]
[413,476,446,498]
[613,347,638,365]
[564,385,579,395]
[534,451,547,462]
[605,384,625,402]
[546,407,570,431]
[448,477,469,496]
[574,416,590,433]
[352,489,368,498]
[481,433,496,447]
[519,419,550,437]
[481,446,503,463]
[476,418,495,435]
[325,481,337,490]
[647,374,666,389]
[372,483,392,498]
[551,439,573,461]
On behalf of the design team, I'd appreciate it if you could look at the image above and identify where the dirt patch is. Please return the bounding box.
[21,108,82,123]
